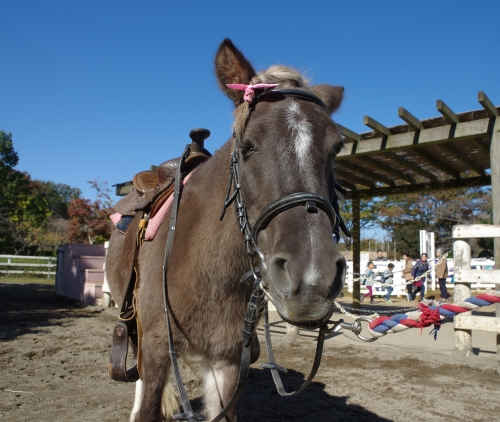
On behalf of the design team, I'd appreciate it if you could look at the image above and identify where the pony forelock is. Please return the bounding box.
[232,66,310,139]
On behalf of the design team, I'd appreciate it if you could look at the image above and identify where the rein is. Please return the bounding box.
[163,89,352,422]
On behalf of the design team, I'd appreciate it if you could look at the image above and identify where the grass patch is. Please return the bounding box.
[0,275,55,285]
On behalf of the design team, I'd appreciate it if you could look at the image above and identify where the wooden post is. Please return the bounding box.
[490,116,500,354]
[286,323,299,338]
[352,197,361,312]
[453,238,472,355]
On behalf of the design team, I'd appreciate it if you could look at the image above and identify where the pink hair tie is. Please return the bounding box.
[226,83,280,103]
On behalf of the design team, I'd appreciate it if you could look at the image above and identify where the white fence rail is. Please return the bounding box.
[0,255,57,275]
[453,224,500,355]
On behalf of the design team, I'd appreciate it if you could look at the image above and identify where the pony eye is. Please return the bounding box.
[333,143,344,155]
[240,143,255,154]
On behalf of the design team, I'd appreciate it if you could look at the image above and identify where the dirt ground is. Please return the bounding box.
[1,283,499,422]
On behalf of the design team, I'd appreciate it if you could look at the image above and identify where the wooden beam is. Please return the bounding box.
[478,91,499,117]
[387,152,439,182]
[337,116,491,159]
[347,175,491,199]
[114,182,134,196]
[439,143,486,177]
[336,124,360,142]
[358,156,415,184]
[410,148,462,179]
[472,138,490,155]
[455,269,500,284]
[455,315,500,333]
[363,116,391,137]
[398,107,423,130]
[336,160,396,187]
[436,99,459,124]
[335,178,357,192]
[453,224,500,239]
[335,168,376,189]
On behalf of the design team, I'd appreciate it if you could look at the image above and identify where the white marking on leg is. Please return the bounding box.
[286,101,313,172]
[204,366,226,417]
[130,379,143,422]
[203,364,238,420]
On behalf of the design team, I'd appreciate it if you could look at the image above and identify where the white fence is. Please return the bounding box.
[452,224,500,355]
[345,256,496,298]
[0,255,57,276]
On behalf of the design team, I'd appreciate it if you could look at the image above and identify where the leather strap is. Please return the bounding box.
[108,212,143,383]
[108,322,140,382]
[261,305,325,396]
[252,192,336,242]
[255,89,328,111]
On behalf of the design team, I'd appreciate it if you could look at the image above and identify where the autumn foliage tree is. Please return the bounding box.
[67,179,112,244]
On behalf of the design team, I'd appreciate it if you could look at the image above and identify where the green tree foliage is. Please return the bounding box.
[377,187,491,258]
[339,198,379,250]
[0,131,85,254]
[39,180,82,219]
[0,131,19,169]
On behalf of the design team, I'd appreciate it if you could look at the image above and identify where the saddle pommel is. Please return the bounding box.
[189,128,210,153]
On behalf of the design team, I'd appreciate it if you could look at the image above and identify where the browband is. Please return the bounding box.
[254,89,328,112]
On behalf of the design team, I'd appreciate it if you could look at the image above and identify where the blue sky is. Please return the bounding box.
[1,0,499,209]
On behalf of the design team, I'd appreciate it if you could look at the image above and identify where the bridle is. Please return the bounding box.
[220,88,351,282]
[163,89,353,422]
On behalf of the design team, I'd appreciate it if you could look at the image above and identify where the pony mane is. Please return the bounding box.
[233,65,310,138]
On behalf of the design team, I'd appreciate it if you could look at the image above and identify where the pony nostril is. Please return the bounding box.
[270,257,295,298]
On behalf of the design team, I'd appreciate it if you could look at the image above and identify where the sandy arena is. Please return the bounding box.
[1,282,499,422]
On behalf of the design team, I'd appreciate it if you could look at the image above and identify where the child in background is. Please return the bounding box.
[382,263,395,303]
[361,261,376,304]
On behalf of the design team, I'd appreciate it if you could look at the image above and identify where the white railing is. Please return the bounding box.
[453,224,500,355]
[0,255,57,275]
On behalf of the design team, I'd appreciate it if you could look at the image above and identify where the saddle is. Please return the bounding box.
[115,150,210,220]
[108,129,212,383]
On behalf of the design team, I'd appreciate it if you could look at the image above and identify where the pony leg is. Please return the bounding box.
[203,361,240,421]
[137,336,178,422]
[130,380,143,422]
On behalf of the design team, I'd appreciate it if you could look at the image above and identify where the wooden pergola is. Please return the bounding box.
[335,91,499,335]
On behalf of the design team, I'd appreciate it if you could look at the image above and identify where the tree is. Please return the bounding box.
[0,131,81,254]
[339,198,379,250]
[0,131,19,169]
[67,179,113,244]
[39,180,82,219]
[377,186,491,258]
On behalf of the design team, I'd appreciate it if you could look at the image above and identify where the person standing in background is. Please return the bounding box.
[435,248,449,302]
[374,250,388,261]
[411,253,429,301]
[402,252,413,302]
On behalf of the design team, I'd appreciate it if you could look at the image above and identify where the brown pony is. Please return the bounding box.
[106,38,346,421]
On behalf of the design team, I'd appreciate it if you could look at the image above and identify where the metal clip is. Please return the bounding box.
[321,317,377,342]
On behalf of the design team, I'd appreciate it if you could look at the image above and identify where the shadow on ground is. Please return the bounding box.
[236,367,393,422]
[0,283,102,341]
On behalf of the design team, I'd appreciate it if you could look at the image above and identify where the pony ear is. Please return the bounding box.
[310,84,344,114]
[215,39,257,107]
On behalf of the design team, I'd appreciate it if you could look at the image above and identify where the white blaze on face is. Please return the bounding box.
[286,101,313,173]
[285,100,324,285]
